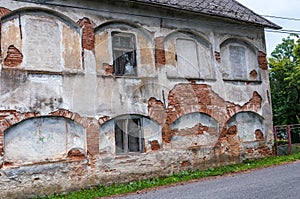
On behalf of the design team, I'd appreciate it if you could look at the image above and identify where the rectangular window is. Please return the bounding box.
[229,45,246,79]
[176,38,199,78]
[112,32,137,76]
[115,117,144,154]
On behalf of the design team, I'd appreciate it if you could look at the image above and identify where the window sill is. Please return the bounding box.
[115,152,145,156]
[2,158,88,169]
[223,79,262,85]
[97,74,143,79]
[167,76,217,82]
[1,67,85,76]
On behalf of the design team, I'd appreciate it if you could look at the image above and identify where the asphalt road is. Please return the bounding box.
[114,161,300,199]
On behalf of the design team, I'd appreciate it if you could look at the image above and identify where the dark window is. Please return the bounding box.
[115,116,144,154]
[112,32,137,76]
[229,45,246,79]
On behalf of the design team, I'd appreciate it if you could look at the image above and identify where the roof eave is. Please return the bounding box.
[127,0,281,30]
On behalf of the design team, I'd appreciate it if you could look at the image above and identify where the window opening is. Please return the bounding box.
[115,116,144,154]
[112,32,137,76]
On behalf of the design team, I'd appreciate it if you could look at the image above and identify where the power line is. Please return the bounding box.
[266,30,300,35]
[11,0,300,36]
[13,0,300,24]
[263,15,300,22]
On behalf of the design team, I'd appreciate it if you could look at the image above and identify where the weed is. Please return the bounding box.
[38,152,300,199]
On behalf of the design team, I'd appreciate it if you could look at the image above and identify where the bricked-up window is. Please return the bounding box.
[112,32,137,76]
[176,38,200,77]
[220,39,259,81]
[229,45,246,79]
[115,116,144,154]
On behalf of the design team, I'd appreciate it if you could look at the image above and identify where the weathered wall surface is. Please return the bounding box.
[0,0,273,198]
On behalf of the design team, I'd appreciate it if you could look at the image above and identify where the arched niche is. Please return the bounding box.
[164,30,214,79]
[99,114,161,154]
[220,38,260,81]
[1,8,82,72]
[4,116,86,166]
[94,20,155,77]
[170,112,219,149]
[227,111,264,142]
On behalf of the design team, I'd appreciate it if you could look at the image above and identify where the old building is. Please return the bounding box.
[0,0,280,198]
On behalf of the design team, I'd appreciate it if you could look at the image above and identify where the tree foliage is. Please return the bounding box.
[269,35,300,125]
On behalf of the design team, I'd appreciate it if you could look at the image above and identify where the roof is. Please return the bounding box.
[129,0,281,29]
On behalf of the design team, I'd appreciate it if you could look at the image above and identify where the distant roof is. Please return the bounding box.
[129,0,281,29]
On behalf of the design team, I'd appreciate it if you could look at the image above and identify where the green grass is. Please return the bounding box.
[38,152,300,199]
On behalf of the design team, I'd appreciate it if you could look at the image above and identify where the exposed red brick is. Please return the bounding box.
[86,119,100,156]
[148,97,167,126]
[0,7,11,17]
[67,148,87,160]
[215,51,221,63]
[247,148,254,154]
[213,125,241,158]
[77,18,95,50]
[171,123,212,136]
[154,37,166,69]
[50,109,80,122]
[70,163,88,181]
[181,160,191,167]
[4,45,23,67]
[0,110,18,120]
[244,91,262,111]
[162,84,263,143]
[3,161,13,167]
[98,115,110,125]
[258,51,268,70]
[227,91,262,117]
[226,125,237,135]
[24,112,39,120]
[257,146,273,156]
[104,63,114,75]
[150,140,161,151]
[249,69,258,79]
[255,129,264,141]
[162,124,172,143]
[4,112,23,126]
[0,119,11,133]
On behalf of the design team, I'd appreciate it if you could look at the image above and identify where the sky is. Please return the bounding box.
[237,0,300,57]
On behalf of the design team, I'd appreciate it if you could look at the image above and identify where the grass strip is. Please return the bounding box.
[39,152,300,199]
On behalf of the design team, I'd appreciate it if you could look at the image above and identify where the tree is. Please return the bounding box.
[269,35,300,125]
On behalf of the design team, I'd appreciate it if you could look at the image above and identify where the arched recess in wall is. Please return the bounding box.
[1,8,82,72]
[4,116,86,166]
[227,111,264,142]
[170,112,219,149]
[220,38,260,81]
[164,30,214,79]
[99,114,161,155]
[94,20,155,77]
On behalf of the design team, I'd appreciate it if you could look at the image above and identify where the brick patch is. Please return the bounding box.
[77,17,95,50]
[4,45,23,67]
[258,51,268,70]
[215,51,221,63]
[154,37,166,69]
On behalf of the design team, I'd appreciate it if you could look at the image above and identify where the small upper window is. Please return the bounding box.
[115,116,144,154]
[176,38,199,77]
[229,45,246,79]
[112,32,137,76]
[220,39,259,81]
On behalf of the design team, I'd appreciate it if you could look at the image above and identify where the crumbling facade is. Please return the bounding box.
[0,0,280,198]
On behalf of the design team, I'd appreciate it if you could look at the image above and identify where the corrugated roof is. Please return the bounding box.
[129,0,281,29]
